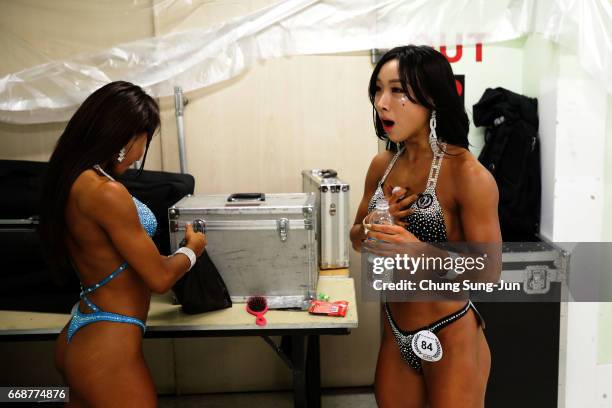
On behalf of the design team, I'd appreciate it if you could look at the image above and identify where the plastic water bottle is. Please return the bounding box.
[366,199,394,245]
[370,199,394,226]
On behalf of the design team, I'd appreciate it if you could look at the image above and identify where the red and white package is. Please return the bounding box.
[308,300,348,317]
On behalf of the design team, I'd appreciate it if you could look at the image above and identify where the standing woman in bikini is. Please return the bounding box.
[40,81,206,407]
[350,46,502,407]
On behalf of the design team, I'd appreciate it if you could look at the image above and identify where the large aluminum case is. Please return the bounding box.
[168,193,318,309]
[302,169,350,269]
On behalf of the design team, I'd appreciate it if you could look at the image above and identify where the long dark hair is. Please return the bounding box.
[368,45,469,151]
[39,81,160,283]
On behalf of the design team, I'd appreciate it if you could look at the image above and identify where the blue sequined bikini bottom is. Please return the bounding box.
[66,303,146,343]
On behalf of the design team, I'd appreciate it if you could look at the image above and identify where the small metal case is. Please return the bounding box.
[168,193,318,309]
[302,169,350,269]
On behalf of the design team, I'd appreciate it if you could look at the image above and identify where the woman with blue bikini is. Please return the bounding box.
[350,46,502,407]
[40,81,206,407]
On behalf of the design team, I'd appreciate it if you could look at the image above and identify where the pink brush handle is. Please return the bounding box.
[246,304,268,327]
[255,314,267,326]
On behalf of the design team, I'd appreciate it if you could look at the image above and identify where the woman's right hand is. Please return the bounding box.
[184,223,206,257]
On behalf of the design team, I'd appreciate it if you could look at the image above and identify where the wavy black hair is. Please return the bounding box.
[39,81,160,283]
[368,45,469,152]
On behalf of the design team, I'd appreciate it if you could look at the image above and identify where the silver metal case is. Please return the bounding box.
[168,193,318,309]
[302,169,350,269]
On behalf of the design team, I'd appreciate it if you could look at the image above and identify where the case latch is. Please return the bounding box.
[193,219,206,233]
[277,218,289,242]
[329,203,337,216]
[523,265,551,294]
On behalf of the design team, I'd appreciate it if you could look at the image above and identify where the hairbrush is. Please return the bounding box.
[246,296,268,326]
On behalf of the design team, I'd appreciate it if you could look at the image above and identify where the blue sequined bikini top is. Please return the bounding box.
[367,144,448,243]
[93,165,157,237]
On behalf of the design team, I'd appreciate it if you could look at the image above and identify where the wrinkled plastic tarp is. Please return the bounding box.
[534,0,612,99]
[0,0,610,124]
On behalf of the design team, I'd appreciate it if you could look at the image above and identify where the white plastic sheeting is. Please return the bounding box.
[0,0,610,124]
[534,0,612,99]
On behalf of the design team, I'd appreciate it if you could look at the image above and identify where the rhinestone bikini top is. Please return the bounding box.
[367,144,448,243]
[93,165,157,237]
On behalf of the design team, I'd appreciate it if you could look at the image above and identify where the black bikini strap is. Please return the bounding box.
[428,300,473,333]
[385,300,483,336]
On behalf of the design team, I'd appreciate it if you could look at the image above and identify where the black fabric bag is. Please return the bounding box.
[171,251,232,314]
[473,87,541,242]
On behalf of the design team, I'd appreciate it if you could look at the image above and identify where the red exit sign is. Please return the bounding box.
[440,43,483,63]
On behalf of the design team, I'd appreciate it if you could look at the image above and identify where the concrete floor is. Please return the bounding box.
[158,387,377,408]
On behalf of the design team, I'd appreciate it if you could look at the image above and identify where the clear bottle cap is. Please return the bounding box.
[375,198,390,211]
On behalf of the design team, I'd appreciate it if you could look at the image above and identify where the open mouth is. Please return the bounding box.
[382,119,395,129]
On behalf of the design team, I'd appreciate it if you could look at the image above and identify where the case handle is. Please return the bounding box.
[226,193,266,204]
[320,169,337,178]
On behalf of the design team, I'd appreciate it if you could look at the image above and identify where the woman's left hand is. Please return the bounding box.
[366,223,419,244]
[384,186,418,222]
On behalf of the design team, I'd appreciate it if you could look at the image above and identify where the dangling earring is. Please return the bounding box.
[428,110,438,150]
[117,147,126,163]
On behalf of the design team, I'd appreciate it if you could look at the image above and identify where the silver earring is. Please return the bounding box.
[117,147,126,163]
[429,110,438,149]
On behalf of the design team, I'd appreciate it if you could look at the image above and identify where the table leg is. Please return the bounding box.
[306,334,321,408]
[290,335,307,408]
